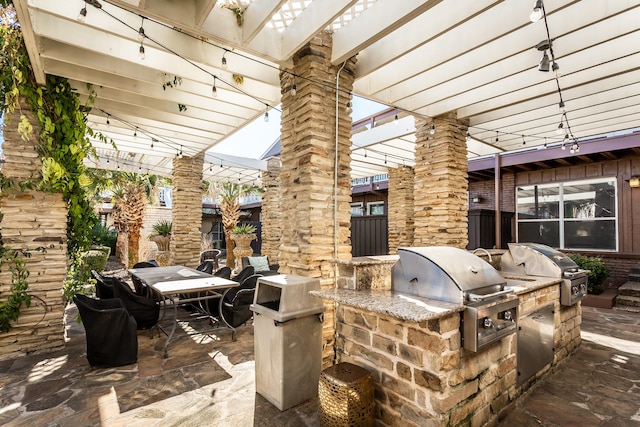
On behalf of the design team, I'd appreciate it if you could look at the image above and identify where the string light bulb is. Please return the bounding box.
[559,101,566,113]
[466,131,471,142]
[495,131,499,144]
[106,114,110,126]
[138,43,145,60]
[552,61,561,78]
[212,76,218,97]
[346,100,352,113]
[394,114,399,125]
[530,0,544,23]
[264,105,269,122]
[429,124,436,135]
[522,135,526,146]
[133,127,138,139]
[77,5,87,22]
[556,121,564,135]
[562,133,569,150]
[291,78,297,96]
[221,51,228,69]
[138,18,145,42]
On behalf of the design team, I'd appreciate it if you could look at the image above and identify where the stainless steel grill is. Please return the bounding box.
[501,242,589,306]
[391,246,518,352]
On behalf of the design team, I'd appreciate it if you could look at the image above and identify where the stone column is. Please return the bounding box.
[260,157,281,263]
[171,154,204,267]
[413,113,469,248]
[387,165,415,253]
[0,97,67,359]
[279,31,355,367]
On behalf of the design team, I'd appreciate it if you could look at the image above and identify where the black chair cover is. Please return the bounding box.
[111,278,160,330]
[91,270,116,300]
[222,273,263,328]
[131,261,159,297]
[196,260,214,274]
[213,266,232,279]
[73,294,138,367]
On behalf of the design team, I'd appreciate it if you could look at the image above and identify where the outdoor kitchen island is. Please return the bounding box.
[313,250,582,427]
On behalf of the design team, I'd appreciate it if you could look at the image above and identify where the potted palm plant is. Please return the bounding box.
[230,224,257,269]
[149,220,172,265]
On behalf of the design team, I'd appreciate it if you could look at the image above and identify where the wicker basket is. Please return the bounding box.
[318,362,375,427]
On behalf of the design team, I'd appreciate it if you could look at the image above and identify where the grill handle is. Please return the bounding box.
[467,287,514,302]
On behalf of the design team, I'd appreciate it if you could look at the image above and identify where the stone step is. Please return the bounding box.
[628,265,640,281]
[613,304,640,314]
[618,281,640,298]
[615,295,640,308]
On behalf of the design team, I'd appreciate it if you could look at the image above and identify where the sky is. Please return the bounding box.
[210,96,387,159]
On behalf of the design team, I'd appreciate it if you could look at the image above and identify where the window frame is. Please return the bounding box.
[515,177,618,251]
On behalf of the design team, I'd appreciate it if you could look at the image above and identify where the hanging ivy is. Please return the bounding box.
[0,5,103,329]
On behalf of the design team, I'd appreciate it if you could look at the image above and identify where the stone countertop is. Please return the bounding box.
[311,274,563,322]
[330,255,399,266]
[310,288,463,323]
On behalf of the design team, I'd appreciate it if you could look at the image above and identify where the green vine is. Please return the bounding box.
[0,247,31,332]
[0,5,103,327]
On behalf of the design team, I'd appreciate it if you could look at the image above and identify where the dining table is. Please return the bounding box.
[129,265,239,358]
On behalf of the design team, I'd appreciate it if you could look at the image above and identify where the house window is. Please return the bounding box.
[367,202,385,216]
[350,202,364,216]
[516,178,617,251]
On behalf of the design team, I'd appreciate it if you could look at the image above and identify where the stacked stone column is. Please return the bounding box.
[413,113,469,248]
[0,97,67,359]
[171,154,204,267]
[279,31,355,366]
[259,157,281,263]
[387,165,415,253]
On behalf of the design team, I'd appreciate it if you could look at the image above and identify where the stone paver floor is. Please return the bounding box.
[1,295,639,427]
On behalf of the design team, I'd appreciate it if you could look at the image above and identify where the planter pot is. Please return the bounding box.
[155,251,171,266]
[231,233,256,263]
[150,236,171,252]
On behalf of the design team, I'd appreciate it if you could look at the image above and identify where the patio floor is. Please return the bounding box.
[1,287,639,426]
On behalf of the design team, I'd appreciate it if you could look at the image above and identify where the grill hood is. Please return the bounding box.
[392,246,506,305]
[502,242,580,277]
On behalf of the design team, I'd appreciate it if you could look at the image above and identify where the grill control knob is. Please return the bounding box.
[483,317,493,329]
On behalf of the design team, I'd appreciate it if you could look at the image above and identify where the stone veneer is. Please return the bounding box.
[278,32,355,366]
[387,166,414,254]
[414,114,469,248]
[0,97,68,359]
[260,157,281,264]
[171,154,204,267]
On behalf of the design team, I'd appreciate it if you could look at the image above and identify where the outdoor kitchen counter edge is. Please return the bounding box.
[310,288,463,323]
[501,274,564,295]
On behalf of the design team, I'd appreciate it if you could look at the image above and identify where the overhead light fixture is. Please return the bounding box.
[629,176,640,188]
[530,0,544,23]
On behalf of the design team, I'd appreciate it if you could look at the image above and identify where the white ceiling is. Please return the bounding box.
[14,0,640,183]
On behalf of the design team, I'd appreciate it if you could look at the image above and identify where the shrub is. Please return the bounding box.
[566,253,609,294]
[91,223,116,253]
[231,223,256,235]
[150,220,172,237]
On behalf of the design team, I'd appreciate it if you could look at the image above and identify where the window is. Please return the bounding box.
[367,202,385,216]
[350,203,364,216]
[516,178,617,251]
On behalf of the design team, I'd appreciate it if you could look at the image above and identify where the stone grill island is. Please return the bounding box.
[312,248,581,426]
